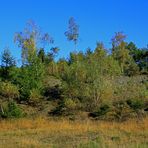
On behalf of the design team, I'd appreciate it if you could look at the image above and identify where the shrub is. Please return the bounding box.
[113,100,130,121]
[89,104,110,118]
[64,98,77,110]
[29,89,42,105]
[49,103,65,116]
[49,98,79,116]
[0,81,19,100]
[114,76,147,102]
[0,101,23,118]
[127,99,144,111]
[43,76,62,100]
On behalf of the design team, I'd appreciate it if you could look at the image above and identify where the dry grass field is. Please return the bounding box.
[0,117,148,148]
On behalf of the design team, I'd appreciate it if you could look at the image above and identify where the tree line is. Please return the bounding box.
[0,18,147,121]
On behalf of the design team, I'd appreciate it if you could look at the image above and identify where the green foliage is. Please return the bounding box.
[0,20,147,120]
[0,101,23,118]
[113,100,129,121]
[113,76,148,102]
[0,48,16,81]
[64,98,77,110]
[38,47,59,64]
[127,99,144,111]
[0,81,19,100]
[29,89,42,105]
[89,104,110,118]
[59,43,121,113]
[49,98,81,117]
[17,62,44,101]
[14,20,54,66]
[1,48,15,67]
[111,32,139,76]
[127,42,148,74]
[43,76,62,100]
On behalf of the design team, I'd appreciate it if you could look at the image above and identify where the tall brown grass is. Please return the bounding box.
[0,117,147,132]
[0,117,147,147]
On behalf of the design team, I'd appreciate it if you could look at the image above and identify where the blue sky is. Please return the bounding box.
[0,0,148,62]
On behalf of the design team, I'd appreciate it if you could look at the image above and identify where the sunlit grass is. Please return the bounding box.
[0,117,148,148]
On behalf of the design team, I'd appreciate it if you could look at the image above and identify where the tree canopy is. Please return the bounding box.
[0,19,147,121]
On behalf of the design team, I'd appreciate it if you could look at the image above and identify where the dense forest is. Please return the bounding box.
[0,18,148,121]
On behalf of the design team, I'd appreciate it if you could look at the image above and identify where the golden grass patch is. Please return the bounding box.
[0,117,147,148]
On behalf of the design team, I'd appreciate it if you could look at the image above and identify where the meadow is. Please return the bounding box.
[0,117,147,148]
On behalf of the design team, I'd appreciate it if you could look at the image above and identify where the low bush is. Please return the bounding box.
[89,104,110,118]
[127,99,144,111]
[29,89,42,106]
[49,98,80,116]
[0,101,23,118]
[0,81,19,100]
